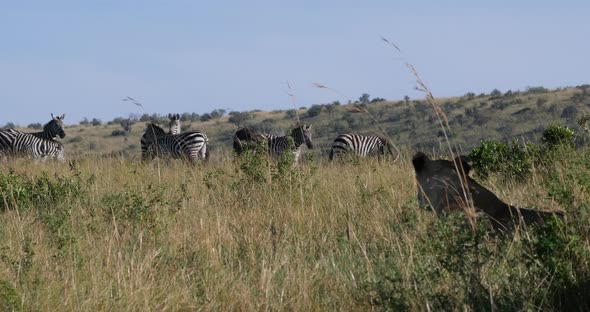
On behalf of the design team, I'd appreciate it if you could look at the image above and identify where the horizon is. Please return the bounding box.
[1,1,589,125]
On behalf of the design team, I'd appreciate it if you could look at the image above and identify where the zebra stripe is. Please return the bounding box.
[141,123,208,163]
[329,133,394,160]
[0,113,66,161]
[266,124,313,164]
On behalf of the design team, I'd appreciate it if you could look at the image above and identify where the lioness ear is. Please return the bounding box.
[454,155,472,175]
[412,152,429,173]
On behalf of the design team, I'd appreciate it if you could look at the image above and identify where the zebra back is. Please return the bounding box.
[330,133,392,160]
[152,131,208,163]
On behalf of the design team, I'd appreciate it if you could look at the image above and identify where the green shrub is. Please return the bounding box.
[542,124,575,149]
[468,139,530,180]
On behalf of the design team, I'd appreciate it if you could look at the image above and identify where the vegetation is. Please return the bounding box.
[0,141,588,309]
[0,85,589,309]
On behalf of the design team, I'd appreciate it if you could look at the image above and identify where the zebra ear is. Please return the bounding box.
[305,124,312,130]
[51,113,55,119]
[176,113,180,119]
[60,114,65,120]
[168,113,173,119]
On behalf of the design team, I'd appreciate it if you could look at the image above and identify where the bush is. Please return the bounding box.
[200,114,212,122]
[228,112,252,126]
[542,125,575,149]
[111,130,127,137]
[306,105,323,118]
[468,139,530,180]
[284,110,297,119]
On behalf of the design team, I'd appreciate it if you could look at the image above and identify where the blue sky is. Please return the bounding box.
[1,1,589,125]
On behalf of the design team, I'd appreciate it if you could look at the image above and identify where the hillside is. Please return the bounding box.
[13,85,590,160]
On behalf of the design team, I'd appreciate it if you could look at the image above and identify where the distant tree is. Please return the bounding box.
[210,109,226,119]
[464,92,476,100]
[325,104,337,116]
[285,109,297,119]
[139,114,151,122]
[359,93,370,104]
[307,104,323,117]
[190,113,200,122]
[526,86,548,93]
[490,89,502,97]
[228,112,252,126]
[403,95,410,104]
[80,117,90,126]
[332,100,341,106]
[200,113,212,122]
[370,97,386,103]
[27,123,43,129]
[180,112,191,122]
[1,122,16,130]
[120,119,133,132]
[91,118,102,126]
[112,117,125,124]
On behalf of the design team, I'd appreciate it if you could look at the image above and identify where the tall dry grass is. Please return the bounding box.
[0,148,587,310]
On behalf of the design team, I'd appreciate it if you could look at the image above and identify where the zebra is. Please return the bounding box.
[140,123,208,164]
[0,113,66,161]
[139,113,181,160]
[329,133,395,161]
[234,125,312,164]
[267,124,313,164]
[168,113,181,135]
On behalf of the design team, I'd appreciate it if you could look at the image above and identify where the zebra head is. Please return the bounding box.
[292,124,313,149]
[168,113,181,135]
[48,113,66,139]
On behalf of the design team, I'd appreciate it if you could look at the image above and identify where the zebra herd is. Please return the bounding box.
[0,113,397,163]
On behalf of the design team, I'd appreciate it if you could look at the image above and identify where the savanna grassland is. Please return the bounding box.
[1,85,590,310]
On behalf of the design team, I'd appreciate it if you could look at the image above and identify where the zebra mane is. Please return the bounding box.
[145,123,167,135]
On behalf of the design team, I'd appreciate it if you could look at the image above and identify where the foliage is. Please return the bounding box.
[306,104,323,118]
[284,109,297,119]
[228,111,253,126]
[468,139,530,180]
[542,124,575,149]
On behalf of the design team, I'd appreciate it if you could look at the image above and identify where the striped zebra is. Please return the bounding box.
[139,113,181,160]
[329,133,395,161]
[0,113,66,161]
[140,123,208,164]
[268,125,313,164]
[234,125,312,164]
